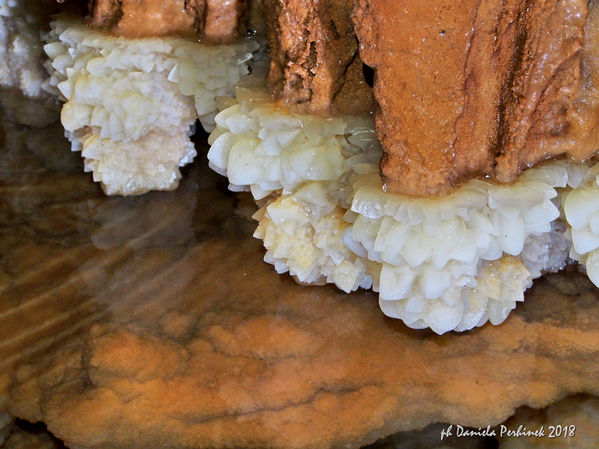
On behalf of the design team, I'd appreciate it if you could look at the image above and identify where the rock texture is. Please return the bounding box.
[1,118,599,448]
[0,412,14,446]
[265,0,373,114]
[499,395,599,449]
[354,0,599,196]
[2,421,66,449]
[87,0,247,42]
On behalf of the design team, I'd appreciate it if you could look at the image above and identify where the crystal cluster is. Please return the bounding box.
[45,18,258,195]
[208,86,599,334]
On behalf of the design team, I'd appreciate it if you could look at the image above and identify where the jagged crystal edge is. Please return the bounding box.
[0,0,47,97]
[209,86,597,334]
[43,17,258,195]
[562,164,599,284]
[0,0,60,126]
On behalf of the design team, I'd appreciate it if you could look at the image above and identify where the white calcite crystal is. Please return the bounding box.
[208,88,356,199]
[44,18,258,195]
[0,0,59,126]
[562,164,599,285]
[253,182,374,293]
[208,85,599,334]
[348,167,575,333]
[0,0,47,96]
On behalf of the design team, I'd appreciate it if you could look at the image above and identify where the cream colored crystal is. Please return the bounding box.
[208,86,599,334]
[0,0,59,126]
[44,18,258,195]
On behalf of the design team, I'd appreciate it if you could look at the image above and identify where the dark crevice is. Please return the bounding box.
[363,63,375,88]
[493,10,530,164]
[451,0,483,169]
[87,0,123,28]
[9,420,68,449]
[330,19,340,39]
[185,0,207,35]
[173,382,383,424]
[306,41,317,75]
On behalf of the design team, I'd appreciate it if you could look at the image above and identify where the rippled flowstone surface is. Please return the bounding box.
[1,115,599,449]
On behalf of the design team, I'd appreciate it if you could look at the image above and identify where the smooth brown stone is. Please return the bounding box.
[1,114,599,449]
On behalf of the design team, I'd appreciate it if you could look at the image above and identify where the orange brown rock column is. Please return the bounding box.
[264,0,373,115]
[353,0,595,196]
[87,0,247,42]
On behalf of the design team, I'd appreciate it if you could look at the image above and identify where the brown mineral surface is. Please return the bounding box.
[354,0,599,196]
[1,116,599,449]
[265,0,374,115]
[87,0,246,42]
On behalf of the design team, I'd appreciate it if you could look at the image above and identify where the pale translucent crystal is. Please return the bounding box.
[562,164,599,284]
[0,0,58,126]
[0,0,46,96]
[209,86,599,334]
[44,18,258,195]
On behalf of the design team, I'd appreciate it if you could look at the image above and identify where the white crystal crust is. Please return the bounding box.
[44,17,258,195]
[208,86,599,334]
[0,0,59,126]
